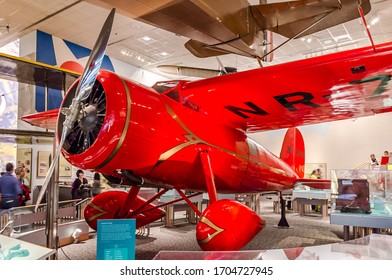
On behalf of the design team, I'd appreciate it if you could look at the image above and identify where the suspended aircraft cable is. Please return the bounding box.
[357,0,376,51]
[259,7,341,67]
[204,34,253,57]
[0,83,31,98]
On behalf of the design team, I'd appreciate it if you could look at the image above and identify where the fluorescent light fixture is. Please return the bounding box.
[120,47,158,64]
[334,34,352,42]
[370,16,379,25]
[141,36,152,41]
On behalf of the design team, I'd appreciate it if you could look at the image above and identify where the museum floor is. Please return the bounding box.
[56,200,345,260]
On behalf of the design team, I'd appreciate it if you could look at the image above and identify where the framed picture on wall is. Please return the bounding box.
[37,151,52,178]
[59,155,72,177]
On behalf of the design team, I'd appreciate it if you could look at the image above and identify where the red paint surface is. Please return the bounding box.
[21,42,392,250]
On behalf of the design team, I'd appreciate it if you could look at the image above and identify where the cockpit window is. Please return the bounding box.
[152,81,181,102]
[247,139,259,157]
[166,88,179,102]
[152,81,179,94]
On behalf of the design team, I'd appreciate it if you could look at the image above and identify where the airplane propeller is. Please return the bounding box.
[34,8,115,211]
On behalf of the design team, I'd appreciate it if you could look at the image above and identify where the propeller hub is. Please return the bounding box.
[79,104,98,132]
[58,79,106,155]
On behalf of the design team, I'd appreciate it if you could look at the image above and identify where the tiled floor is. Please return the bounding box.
[56,200,344,260]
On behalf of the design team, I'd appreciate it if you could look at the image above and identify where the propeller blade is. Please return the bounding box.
[34,8,115,211]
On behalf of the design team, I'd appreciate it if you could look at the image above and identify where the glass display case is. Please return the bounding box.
[330,169,392,216]
[153,234,392,260]
[0,234,55,260]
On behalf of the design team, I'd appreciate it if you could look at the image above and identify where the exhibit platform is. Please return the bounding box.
[153,234,392,260]
[55,200,384,260]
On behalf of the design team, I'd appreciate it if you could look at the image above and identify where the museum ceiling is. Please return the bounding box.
[0,0,392,78]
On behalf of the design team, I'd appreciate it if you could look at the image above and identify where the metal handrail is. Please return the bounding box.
[354,162,373,170]
[75,197,91,207]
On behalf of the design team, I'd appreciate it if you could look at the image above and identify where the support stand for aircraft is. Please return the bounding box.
[46,140,59,259]
[274,192,291,229]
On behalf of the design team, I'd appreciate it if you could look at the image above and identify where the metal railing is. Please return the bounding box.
[0,199,82,235]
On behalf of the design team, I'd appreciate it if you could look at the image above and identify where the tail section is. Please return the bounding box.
[280,127,305,178]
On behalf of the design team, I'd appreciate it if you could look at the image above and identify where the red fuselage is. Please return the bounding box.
[60,70,298,193]
[60,42,392,194]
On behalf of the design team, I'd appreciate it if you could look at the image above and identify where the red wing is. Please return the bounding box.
[181,42,392,132]
[21,109,59,130]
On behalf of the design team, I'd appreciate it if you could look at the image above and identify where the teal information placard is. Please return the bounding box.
[96,219,136,260]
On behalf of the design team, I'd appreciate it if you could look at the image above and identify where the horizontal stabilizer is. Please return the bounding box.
[251,0,371,38]
[185,39,232,58]
[294,178,330,190]
[21,109,59,130]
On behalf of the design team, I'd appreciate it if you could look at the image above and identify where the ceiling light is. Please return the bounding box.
[141,36,152,41]
[323,39,332,44]
[333,34,352,42]
[306,38,312,43]
[301,38,306,42]
[370,16,379,26]
[137,36,156,44]
[120,47,158,65]
[160,52,169,56]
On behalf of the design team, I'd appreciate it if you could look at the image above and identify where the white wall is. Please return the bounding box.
[249,113,392,179]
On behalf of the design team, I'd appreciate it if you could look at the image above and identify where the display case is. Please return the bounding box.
[330,169,392,216]
[0,234,55,260]
[153,234,392,260]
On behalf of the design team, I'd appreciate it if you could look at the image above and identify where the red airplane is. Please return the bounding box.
[6,4,392,251]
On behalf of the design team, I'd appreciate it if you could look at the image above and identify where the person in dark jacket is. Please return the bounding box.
[71,169,90,199]
[0,163,23,209]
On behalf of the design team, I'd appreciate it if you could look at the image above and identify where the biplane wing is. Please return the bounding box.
[0,53,80,130]
[83,0,371,58]
[0,52,80,90]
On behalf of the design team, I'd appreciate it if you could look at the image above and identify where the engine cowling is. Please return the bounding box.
[57,70,166,177]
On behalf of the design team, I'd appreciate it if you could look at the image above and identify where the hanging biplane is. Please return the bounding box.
[1,0,392,251]
[83,0,371,62]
